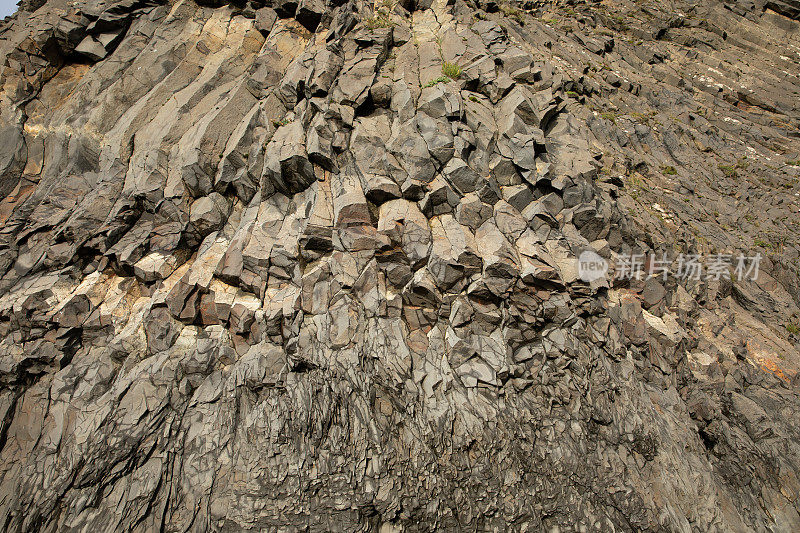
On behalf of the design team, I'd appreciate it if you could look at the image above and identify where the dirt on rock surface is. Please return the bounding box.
[0,0,799,530]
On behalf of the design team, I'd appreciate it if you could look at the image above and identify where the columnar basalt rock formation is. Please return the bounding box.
[0,0,800,530]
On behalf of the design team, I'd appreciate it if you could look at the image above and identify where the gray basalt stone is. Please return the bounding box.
[189,193,230,237]
[254,7,277,35]
[262,121,317,194]
[0,1,798,531]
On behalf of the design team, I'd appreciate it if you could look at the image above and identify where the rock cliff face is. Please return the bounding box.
[0,0,800,530]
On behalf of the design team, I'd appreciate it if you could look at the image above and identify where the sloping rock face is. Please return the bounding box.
[0,0,800,530]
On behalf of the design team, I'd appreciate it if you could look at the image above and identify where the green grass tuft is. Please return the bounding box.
[718,164,738,178]
[441,61,462,80]
[424,75,450,88]
[365,13,394,29]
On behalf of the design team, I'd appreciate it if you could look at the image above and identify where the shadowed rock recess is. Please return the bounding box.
[1,0,800,529]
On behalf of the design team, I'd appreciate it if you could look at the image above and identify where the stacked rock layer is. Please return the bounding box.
[0,0,799,530]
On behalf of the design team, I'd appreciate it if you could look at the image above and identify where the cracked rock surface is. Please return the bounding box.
[1,0,800,530]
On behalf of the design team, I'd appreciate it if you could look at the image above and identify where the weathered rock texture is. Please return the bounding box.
[0,0,800,530]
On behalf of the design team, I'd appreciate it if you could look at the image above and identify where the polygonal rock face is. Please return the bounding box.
[1,0,800,531]
[263,121,317,195]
